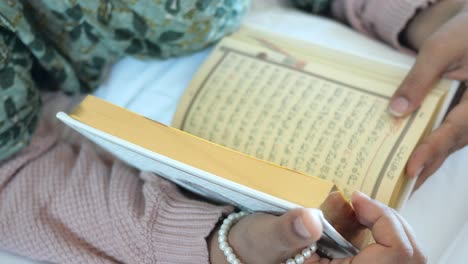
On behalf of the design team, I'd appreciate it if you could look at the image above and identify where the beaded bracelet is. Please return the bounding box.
[218,211,318,264]
[281,244,318,264]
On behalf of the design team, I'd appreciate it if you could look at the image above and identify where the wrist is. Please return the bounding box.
[209,211,320,264]
[209,212,248,264]
[210,229,230,264]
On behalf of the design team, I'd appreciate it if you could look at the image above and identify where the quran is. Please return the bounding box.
[57,28,461,258]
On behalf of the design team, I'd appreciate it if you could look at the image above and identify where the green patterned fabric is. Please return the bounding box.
[0,0,329,161]
[0,0,250,160]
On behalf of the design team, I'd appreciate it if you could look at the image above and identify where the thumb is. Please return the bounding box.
[336,192,414,264]
[389,11,468,118]
[274,208,323,251]
[228,209,323,264]
[389,41,455,117]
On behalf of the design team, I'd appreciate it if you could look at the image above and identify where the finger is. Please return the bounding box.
[389,43,457,117]
[391,209,428,263]
[445,68,468,80]
[408,88,468,188]
[274,209,323,261]
[351,192,409,244]
[274,208,323,251]
[413,154,446,190]
[329,193,413,264]
[229,209,323,263]
[303,253,321,264]
[329,215,426,264]
[445,54,468,81]
[299,258,322,264]
[344,191,414,264]
[389,20,467,117]
[406,124,458,184]
[319,258,331,264]
[407,107,468,186]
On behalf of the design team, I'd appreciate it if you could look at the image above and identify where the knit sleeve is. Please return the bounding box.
[330,0,440,50]
[0,127,233,264]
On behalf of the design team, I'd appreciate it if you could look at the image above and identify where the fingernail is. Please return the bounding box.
[414,167,424,178]
[388,97,409,117]
[351,191,370,203]
[293,209,323,241]
[293,216,312,239]
[351,191,374,227]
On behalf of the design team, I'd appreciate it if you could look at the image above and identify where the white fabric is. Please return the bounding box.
[1,1,467,263]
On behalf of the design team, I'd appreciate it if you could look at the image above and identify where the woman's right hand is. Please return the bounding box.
[389,0,468,188]
[326,192,427,264]
[209,191,427,264]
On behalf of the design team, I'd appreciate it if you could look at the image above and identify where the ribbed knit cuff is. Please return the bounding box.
[332,0,439,51]
[149,181,234,264]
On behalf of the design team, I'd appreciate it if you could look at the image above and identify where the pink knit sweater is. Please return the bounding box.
[0,1,438,263]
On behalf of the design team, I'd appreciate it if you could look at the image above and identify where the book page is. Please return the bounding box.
[173,34,450,205]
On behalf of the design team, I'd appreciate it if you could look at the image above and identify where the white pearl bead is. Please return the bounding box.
[301,248,312,258]
[294,254,305,264]
[224,247,233,256]
[218,236,226,243]
[219,242,229,248]
[309,244,317,253]
[218,212,250,264]
[219,242,228,251]
[219,229,227,236]
[279,243,318,264]
[227,253,236,263]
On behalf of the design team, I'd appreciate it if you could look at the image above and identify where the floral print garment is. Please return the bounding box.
[0,0,329,160]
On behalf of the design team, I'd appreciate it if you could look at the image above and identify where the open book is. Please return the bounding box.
[57,28,461,258]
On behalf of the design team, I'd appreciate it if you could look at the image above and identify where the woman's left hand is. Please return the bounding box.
[209,192,427,264]
[387,0,468,188]
[209,208,324,264]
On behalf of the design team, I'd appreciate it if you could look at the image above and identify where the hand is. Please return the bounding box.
[319,192,427,264]
[210,191,426,264]
[388,0,468,187]
[209,208,323,264]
